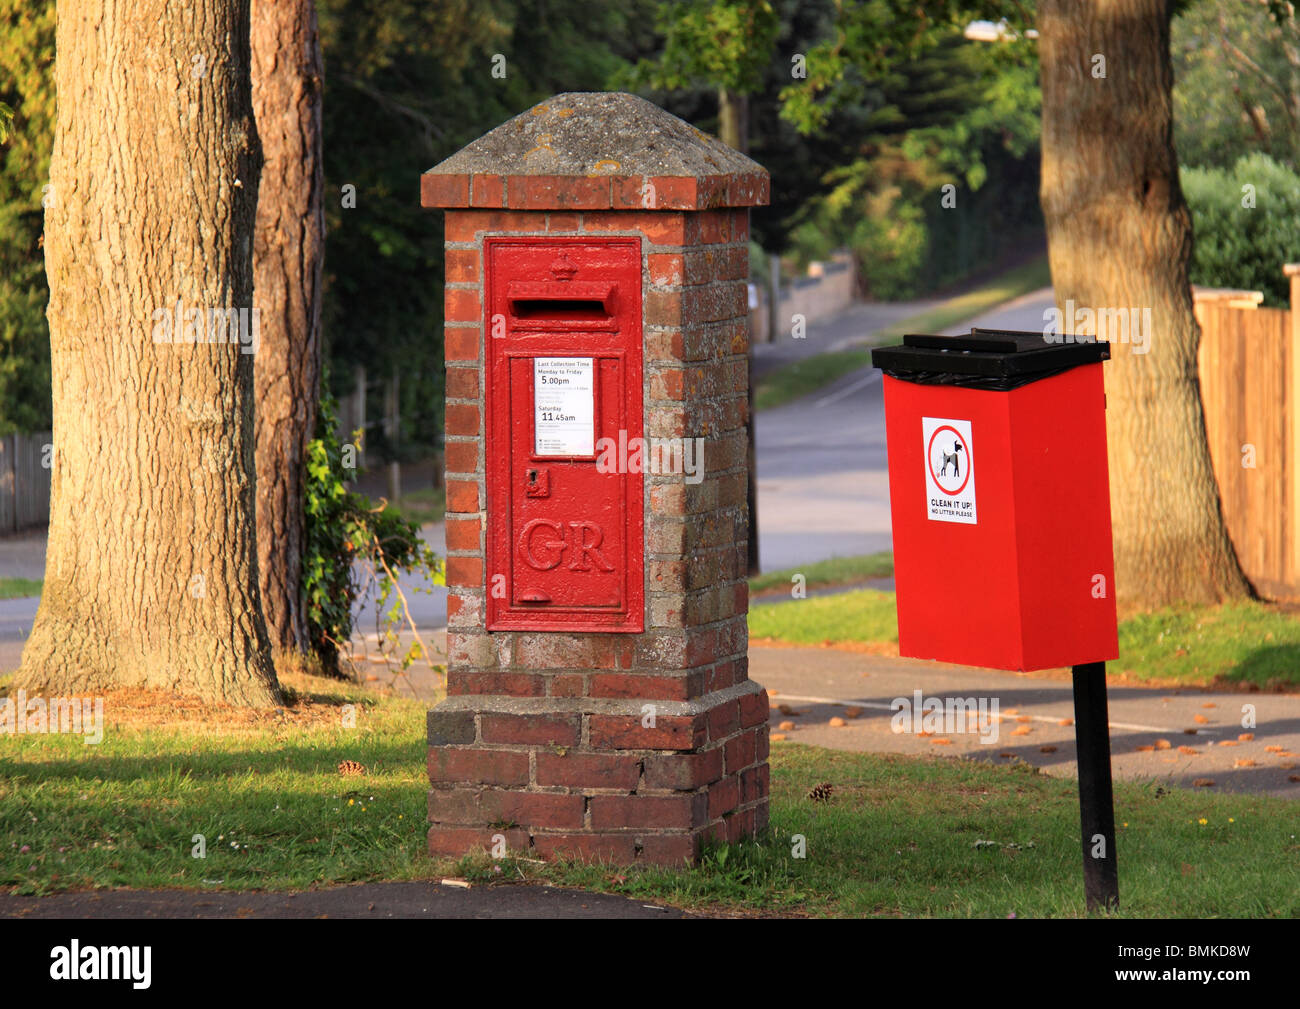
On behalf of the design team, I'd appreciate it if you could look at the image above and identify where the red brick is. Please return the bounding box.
[428,748,529,787]
[446,479,479,513]
[707,775,740,818]
[724,729,756,773]
[444,556,482,588]
[448,672,543,698]
[547,212,582,232]
[444,441,479,478]
[585,210,686,246]
[515,634,630,670]
[738,688,769,729]
[444,288,481,323]
[427,825,529,857]
[549,674,585,697]
[471,174,505,208]
[444,248,479,283]
[589,673,693,701]
[691,210,732,244]
[707,699,740,740]
[421,173,469,208]
[445,210,547,241]
[507,174,611,210]
[645,290,682,327]
[536,751,641,790]
[444,366,479,399]
[643,749,723,790]
[480,713,579,747]
[589,794,704,831]
[740,763,769,804]
[480,790,585,829]
[427,786,481,824]
[443,403,480,437]
[444,516,480,552]
[588,714,706,751]
[647,253,684,287]
[638,832,701,864]
[533,832,639,862]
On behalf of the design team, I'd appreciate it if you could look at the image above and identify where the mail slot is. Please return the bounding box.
[484,237,644,632]
[872,329,1119,671]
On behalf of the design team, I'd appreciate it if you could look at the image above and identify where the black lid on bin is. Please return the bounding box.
[871,328,1109,390]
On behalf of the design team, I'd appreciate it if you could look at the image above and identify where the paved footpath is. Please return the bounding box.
[749,643,1300,798]
[0,881,692,919]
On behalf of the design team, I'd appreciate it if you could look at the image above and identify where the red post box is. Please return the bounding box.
[484,237,643,633]
[873,329,1118,671]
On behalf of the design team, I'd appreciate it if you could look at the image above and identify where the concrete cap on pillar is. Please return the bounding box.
[420,91,770,211]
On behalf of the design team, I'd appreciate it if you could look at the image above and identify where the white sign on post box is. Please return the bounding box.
[923,416,976,524]
[534,357,594,456]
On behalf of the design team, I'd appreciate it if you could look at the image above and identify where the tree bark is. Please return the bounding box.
[250,0,325,657]
[18,0,280,705]
[1039,0,1251,609]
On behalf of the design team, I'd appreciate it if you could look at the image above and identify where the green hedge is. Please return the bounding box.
[1183,153,1300,308]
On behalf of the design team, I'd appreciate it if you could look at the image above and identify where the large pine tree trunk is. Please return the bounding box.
[1038,0,1251,609]
[250,0,325,656]
[17,0,280,706]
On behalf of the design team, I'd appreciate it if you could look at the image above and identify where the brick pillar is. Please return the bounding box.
[420,92,771,864]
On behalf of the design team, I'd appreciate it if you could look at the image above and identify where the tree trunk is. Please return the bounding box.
[17,0,280,706]
[251,0,325,657]
[1038,0,1251,609]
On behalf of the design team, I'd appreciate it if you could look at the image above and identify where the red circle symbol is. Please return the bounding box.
[927,425,971,496]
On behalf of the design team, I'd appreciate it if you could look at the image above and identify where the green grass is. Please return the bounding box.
[0,673,432,895]
[389,486,445,527]
[749,552,893,598]
[754,255,1052,412]
[465,744,1300,918]
[747,588,1300,689]
[749,587,898,646]
[0,577,41,600]
[4,682,1296,916]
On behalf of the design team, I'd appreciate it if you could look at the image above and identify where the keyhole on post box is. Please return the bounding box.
[525,467,550,498]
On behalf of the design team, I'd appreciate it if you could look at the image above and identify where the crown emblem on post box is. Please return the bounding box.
[548,251,579,281]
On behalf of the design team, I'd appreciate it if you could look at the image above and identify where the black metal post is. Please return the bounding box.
[1071,661,1119,912]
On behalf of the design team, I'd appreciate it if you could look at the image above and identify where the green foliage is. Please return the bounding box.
[785,29,1042,297]
[1173,0,1300,172]
[620,0,780,95]
[0,0,55,435]
[1182,153,1300,308]
[303,383,443,675]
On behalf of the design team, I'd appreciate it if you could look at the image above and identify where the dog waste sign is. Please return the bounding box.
[923,417,975,524]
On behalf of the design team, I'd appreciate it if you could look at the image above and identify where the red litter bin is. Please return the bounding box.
[872,329,1118,672]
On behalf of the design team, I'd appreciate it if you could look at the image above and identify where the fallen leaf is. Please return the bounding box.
[1177,745,1198,755]
[1015,715,1031,723]
[771,733,787,742]
[843,707,863,718]
[778,720,795,731]
[828,717,847,728]
[1193,778,1216,787]
[998,752,1016,759]
[930,737,952,745]
[1058,718,1073,726]
[1265,745,1284,753]
[1011,726,1032,736]
[777,704,802,716]
[1154,739,1172,750]
[1004,708,1019,715]
[1289,775,1300,783]
[1202,702,1216,709]
[1234,758,1257,768]
[1193,714,1209,724]
[1039,745,1058,753]
[1135,745,1154,752]
[1217,740,1239,747]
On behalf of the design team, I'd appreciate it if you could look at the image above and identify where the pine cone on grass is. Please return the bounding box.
[807,782,834,803]
[338,759,367,777]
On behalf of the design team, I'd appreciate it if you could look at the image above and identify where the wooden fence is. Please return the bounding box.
[0,431,52,534]
[1195,266,1300,599]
